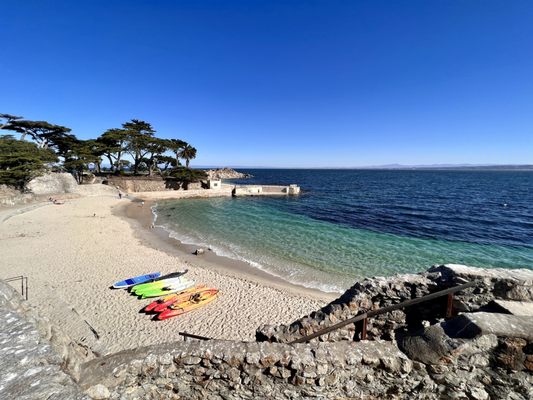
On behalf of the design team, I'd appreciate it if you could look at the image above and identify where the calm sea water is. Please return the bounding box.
[154,170,533,292]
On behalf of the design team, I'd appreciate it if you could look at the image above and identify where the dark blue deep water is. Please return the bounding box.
[156,170,533,292]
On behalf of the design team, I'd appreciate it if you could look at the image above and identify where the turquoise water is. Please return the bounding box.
[154,170,533,292]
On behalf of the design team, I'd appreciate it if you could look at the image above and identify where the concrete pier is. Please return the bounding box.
[232,184,301,197]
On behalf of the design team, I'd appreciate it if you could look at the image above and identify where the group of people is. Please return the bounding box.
[48,197,64,205]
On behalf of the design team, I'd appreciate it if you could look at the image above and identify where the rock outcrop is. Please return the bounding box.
[0,173,117,206]
[26,172,79,195]
[205,168,252,180]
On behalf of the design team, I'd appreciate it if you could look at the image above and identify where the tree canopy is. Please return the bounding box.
[0,135,57,188]
[0,113,203,189]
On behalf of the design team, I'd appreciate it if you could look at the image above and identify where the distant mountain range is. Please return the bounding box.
[363,164,533,170]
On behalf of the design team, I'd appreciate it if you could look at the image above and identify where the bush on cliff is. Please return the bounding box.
[0,135,57,189]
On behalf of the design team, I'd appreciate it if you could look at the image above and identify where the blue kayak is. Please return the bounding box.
[112,272,161,289]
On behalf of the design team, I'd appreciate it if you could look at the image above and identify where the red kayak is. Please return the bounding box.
[144,284,206,313]
[157,289,219,320]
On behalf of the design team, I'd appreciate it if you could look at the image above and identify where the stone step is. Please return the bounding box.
[491,299,533,316]
[444,312,533,340]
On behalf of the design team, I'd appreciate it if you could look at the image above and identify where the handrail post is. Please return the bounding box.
[361,317,368,340]
[446,293,453,318]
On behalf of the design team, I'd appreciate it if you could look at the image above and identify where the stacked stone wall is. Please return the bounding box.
[257,264,533,344]
[80,339,418,399]
[0,281,90,399]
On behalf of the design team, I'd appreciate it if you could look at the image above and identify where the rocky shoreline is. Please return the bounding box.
[204,167,253,180]
[1,264,532,399]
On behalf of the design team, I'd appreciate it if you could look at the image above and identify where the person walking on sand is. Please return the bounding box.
[118,192,122,199]
[141,201,145,207]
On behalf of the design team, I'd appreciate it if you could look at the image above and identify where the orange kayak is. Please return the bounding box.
[144,285,206,312]
[157,289,219,320]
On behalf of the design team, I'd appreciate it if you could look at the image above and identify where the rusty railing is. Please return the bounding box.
[289,281,476,344]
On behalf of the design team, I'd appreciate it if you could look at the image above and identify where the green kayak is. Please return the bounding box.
[140,280,195,298]
[132,277,188,294]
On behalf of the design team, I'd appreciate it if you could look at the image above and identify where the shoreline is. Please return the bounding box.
[119,198,338,302]
[0,193,334,353]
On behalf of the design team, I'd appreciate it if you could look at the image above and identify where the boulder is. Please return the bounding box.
[491,300,533,316]
[444,312,533,341]
[399,324,464,364]
[26,172,78,195]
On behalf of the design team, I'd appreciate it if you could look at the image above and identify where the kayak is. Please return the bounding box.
[132,276,190,294]
[152,285,213,312]
[157,289,219,320]
[144,284,207,312]
[112,272,161,289]
[154,270,188,282]
[139,280,195,299]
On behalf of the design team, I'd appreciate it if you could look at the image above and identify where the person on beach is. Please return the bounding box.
[141,201,145,207]
[118,192,122,199]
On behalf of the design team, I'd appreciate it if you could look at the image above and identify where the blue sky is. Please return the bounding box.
[1,1,532,167]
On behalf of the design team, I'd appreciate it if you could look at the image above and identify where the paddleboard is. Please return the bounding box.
[132,276,190,294]
[112,272,161,289]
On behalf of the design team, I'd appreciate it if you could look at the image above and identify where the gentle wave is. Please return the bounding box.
[152,206,346,293]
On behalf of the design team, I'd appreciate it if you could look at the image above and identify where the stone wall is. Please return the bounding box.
[257,264,533,344]
[105,176,170,193]
[0,281,90,399]
[105,176,208,192]
[80,339,418,399]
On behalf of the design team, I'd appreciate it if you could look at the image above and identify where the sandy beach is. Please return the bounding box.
[0,192,333,354]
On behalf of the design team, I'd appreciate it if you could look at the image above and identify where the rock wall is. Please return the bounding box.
[80,339,417,399]
[104,176,205,192]
[257,264,533,344]
[105,176,170,193]
[0,281,90,399]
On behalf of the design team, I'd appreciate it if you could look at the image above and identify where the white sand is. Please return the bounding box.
[0,194,329,354]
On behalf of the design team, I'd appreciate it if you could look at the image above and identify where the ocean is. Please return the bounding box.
[153,170,533,293]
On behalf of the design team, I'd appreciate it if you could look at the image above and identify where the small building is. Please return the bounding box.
[288,184,301,195]
[208,179,222,190]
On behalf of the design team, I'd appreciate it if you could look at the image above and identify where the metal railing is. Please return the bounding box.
[5,275,29,301]
[289,281,476,344]
[179,331,211,341]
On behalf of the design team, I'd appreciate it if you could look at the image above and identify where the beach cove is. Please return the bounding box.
[0,191,333,355]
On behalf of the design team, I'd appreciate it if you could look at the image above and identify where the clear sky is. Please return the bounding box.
[1,1,532,167]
